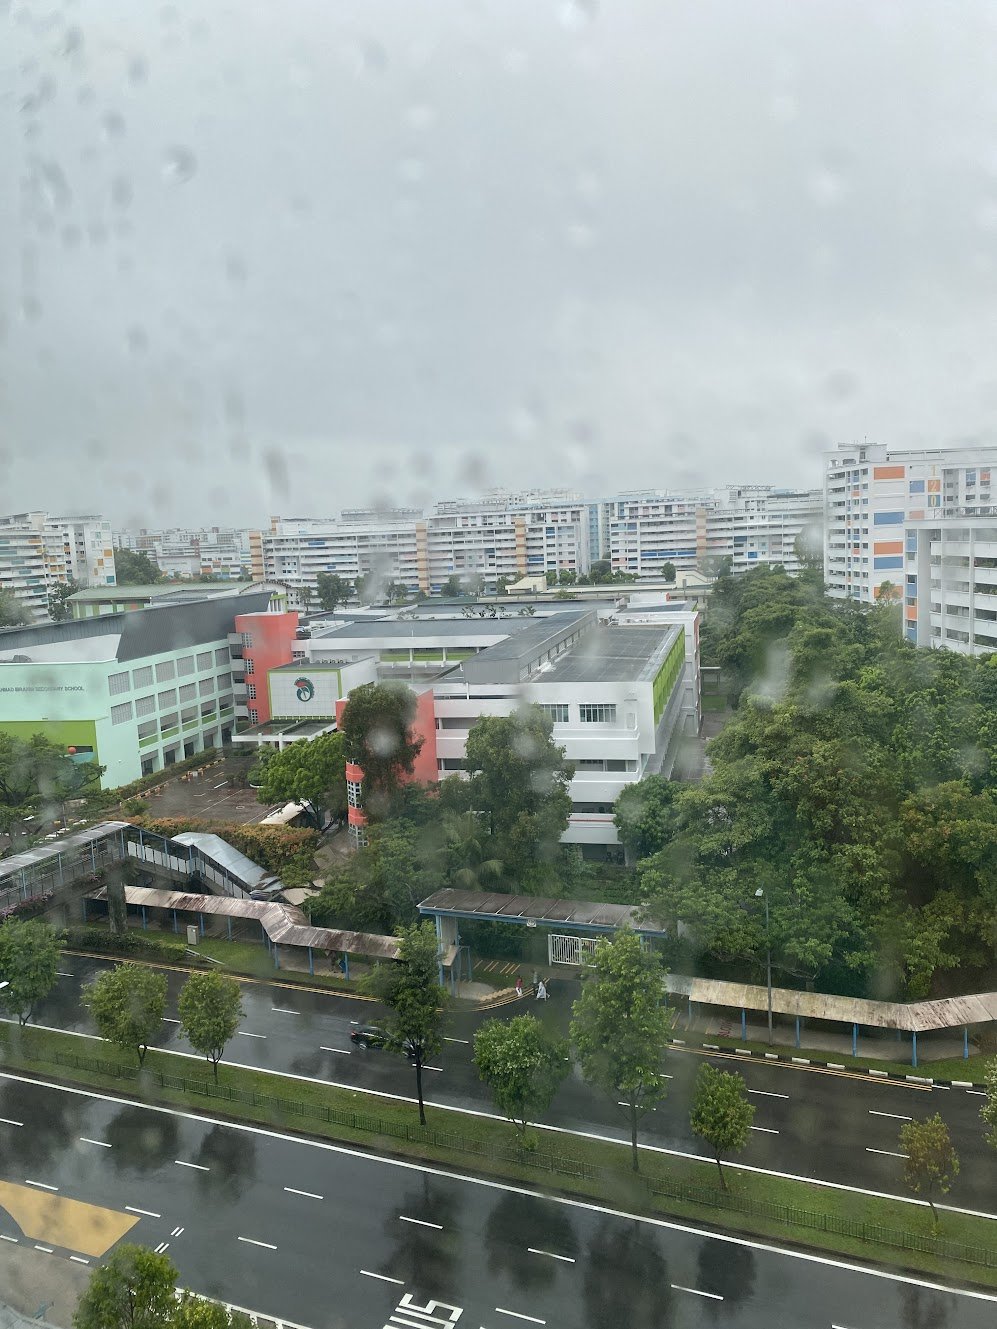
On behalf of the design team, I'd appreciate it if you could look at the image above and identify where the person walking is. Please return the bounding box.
[536,979,548,1001]
[515,976,523,998]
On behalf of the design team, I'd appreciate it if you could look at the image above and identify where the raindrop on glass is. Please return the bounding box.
[162,146,197,184]
[101,111,126,141]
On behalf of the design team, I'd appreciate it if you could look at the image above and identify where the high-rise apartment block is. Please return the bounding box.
[114,528,253,580]
[824,443,996,603]
[0,512,115,621]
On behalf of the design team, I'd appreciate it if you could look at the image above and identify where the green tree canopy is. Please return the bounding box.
[340,682,423,817]
[178,971,244,1080]
[0,919,60,1025]
[982,1058,997,1151]
[253,731,346,822]
[474,1013,568,1137]
[0,732,105,838]
[114,548,164,585]
[83,963,168,1065]
[0,590,30,627]
[661,561,676,584]
[72,1243,177,1329]
[899,1113,959,1222]
[315,571,352,612]
[613,775,679,862]
[47,577,81,622]
[570,930,674,1171]
[689,1064,755,1189]
[364,921,446,1125]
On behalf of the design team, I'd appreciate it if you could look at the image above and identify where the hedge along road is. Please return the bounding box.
[26,953,997,1214]
[0,1072,995,1329]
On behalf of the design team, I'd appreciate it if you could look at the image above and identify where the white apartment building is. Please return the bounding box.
[259,512,422,599]
[903,516,997,654]
[0,517,48,620]
[0,511,115,621]
[824,443,997,602]
[114,528,253,579]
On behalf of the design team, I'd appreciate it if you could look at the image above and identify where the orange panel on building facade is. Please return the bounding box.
[874,540,904,555]
[873,465,906,480]
[906,605,917,622]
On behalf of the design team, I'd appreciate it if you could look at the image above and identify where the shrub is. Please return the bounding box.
[0,893,55,924]
[130,817,318,876]
[121,797,150,816]
[64,926,188,963]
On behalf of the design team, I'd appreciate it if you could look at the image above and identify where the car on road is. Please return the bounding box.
[350,1025,416,1059]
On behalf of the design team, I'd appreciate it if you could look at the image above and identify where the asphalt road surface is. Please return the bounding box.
[0,1074,993,1329]
[15,955,996,1215]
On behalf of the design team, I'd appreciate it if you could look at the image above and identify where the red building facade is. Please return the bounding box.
[233,610,299,726]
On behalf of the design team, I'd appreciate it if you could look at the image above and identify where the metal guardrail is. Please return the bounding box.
[37,1046,996,1272]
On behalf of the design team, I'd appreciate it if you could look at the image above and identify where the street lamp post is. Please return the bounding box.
[755,887,773,1045]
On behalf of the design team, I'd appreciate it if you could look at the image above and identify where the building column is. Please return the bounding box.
[227,917,233,941]
[273,943,280,970]
[964,1026,970,1060]
[172,909,178,934]
[308,946,314,976]
[795,1015,801,1049]
[851,1023,858,1057]
[740,1008,746,1040]
[141,906,147,930]
[912,1031,918,1068]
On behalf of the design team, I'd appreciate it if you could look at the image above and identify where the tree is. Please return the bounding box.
[557,568,577,586]
[178,971,243,1080]
[83,963,168,1066]
[114,548,164,585]
[174,1299,254,1328]
[364,921,446,1126]
[73,1243,177,1329]
[0,589,30,627]
[570,930,674,1171]
[899,1114,959,1222]
[0,919,60,1025]
[315,572,351,612]
[439,575,463,598]
[689,1064,755,1190]
[661,561,676,584]
[253,731,346,823]
[473,1014,568,1137]
[613,775,679,863]
[460,707,573,885]
[0,732,105,837]
[589,559,612,581]
[983,1058,997,1151]
[442,810,503,890]
[340,682,423,816]
[48,577,81,622]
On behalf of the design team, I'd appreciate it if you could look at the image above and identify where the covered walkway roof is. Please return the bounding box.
[666,974,997,1033]
[418,887,668,937]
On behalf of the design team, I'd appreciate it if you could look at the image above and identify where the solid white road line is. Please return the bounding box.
[750,1126,780,1134]
[361,1270,404,1285]
[869,1110,912,1121]
[422,1066,443,1073]
[175,1160,209,1171]
[866,1148,909,1159]
[237,1236,277,1250]
[399,1215,443,1230]
[671,1284,723,1301]
[126,1205,161,1218]
[285,1187,324,1200]
[320,1046,350,1055]
[8,1069,997,1303]
[0,1117,23,1126]
[79,1137,111,1148]
[528,1247,575,1263]
[966,1090,986,1096]
[496,1309,545,1325]
[24,1180,57,1192]
[237,1031,266,1039]
[748,1089,789,1099]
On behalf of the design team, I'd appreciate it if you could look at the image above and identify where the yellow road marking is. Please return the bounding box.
[0,1180,138,1257]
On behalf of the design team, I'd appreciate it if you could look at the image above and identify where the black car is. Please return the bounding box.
[349,1025,417,1059]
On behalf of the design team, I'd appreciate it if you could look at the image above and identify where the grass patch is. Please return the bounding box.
[700,693,730,712]
[2,1022,995,1288]
[696,1032,991,1084]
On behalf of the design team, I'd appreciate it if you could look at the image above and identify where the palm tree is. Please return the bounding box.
[442,811,503,890]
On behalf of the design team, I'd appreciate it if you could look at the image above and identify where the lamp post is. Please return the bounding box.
[755,887,773,1045]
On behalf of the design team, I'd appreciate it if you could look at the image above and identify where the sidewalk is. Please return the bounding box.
[0,1243,87,1328]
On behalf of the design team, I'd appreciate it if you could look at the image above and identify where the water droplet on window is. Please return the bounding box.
[101,111,126,141]
[404,104,437,133]
[126,326,149,354]
[807,155,849,207]
[110,174,133,209]
[560,0,599,32]
[162,146,197,184]
[128,56,148,85]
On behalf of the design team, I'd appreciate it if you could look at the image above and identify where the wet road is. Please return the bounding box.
[17,955,997,1213]
[0,1074,993,1329]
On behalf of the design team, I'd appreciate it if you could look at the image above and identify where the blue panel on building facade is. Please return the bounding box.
[873,556,904,570]
[873,511,904,526]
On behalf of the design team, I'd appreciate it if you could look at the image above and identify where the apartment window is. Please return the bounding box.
[245,657,255,674]
[111,701,133,725]
[108,671,130,696]
[160,712,179,731]
[135,694,156,717]
[241,632,254,648]
[132,665,154,688]
[579,703,617,724]
[347,780,362,808]
[158,688,177,708]
[437,758,465,772]
[215,647,229,666]
[179,682,197,703]
[536,703,569,724]
[181,706,198,724]
[247,683,257,700]
[155,660,176,682]
[177,655,195,677]
[248,708,259,724]
[199,677,215,696]
[196,651,213,670]
[218,694,233,710]
[137,719,158,740]
[217,672,232,689]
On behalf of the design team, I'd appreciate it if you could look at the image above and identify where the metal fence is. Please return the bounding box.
[39,1046,996,1272]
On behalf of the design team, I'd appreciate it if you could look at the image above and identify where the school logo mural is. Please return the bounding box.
[294,676,315,702]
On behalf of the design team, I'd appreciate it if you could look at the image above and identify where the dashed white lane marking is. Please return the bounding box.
[672,1284,723,1301]
[617,1101,656,1110]
[422,1066,443,1073]
[0,1117,23,1127]
[162,1018,181,1024]
[79,1137,111,1148]
[966,1090,986,1097]
[748,1089,789,1099]
[271,1007,299,1015]
[750,1126,780,1134]
[237,1236,277,1250]
[444,1037,470,1044]
[285,1187,323,1200]
[0,1235,18,1244]
[495,1310,545,1325]
[320,1046,351,1055]
[126,1205,161,1218]
[528,1247,575,1263]
[869,1110,912,1121]
[361,1270,404,1285]
[399,1215,443,1230]
[154,1241,170,1254]
[866,1148,909,1159]
[34,1244,53,1253]
[69,1255,90,1265]
[238,1031,266,1039]
[171,1226,185,1238]
[24,1180,57,1192]
[55,971,73,977]
[175,1160,209,1171]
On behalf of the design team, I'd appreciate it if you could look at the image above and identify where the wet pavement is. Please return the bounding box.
[0,1075,993,1329]
[17,954,997,1216]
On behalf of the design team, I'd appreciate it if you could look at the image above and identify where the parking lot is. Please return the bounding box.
[143,755,274,824]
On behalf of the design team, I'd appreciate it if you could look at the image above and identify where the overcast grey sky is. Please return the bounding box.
[3,0,997,528]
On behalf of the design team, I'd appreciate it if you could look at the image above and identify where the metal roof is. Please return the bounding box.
[172,832,273,890]
[0,821,131,883]
[418,887,667,935]
[86,883,402,960]
[539,625,681,684]
[665,974,997,1033]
